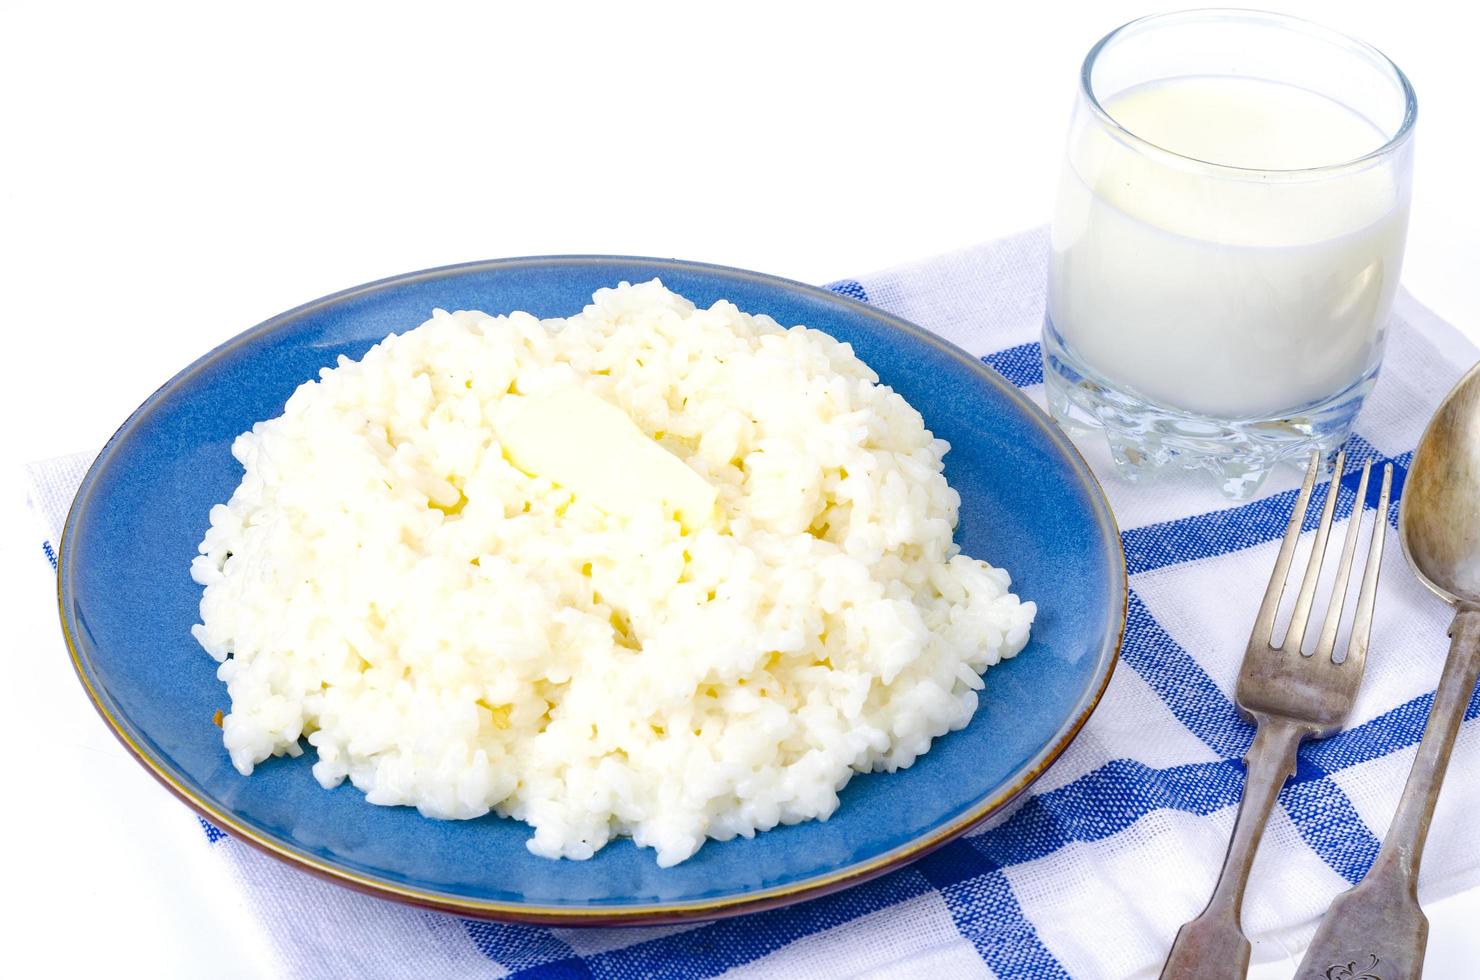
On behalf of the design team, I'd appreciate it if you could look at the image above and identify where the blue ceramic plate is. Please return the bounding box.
[59,257,1125,924]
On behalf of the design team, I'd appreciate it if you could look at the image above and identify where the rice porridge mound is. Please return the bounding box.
[190,280,1036,867]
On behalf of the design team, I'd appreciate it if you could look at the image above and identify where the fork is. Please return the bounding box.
[1161,451,1394,980]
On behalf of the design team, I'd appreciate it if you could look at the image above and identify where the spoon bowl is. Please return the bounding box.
[1400,360,1480,606]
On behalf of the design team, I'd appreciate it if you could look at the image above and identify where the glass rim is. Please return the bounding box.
[1080,7,1418,179]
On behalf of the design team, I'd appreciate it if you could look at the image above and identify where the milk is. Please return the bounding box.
[1048,76,1410,419]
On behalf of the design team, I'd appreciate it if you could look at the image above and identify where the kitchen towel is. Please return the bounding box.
[28,226,1480,979]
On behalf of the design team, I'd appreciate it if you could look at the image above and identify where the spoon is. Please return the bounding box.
[1296,361,1480,980]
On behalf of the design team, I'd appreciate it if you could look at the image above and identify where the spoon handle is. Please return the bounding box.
[1295,606,1480,980]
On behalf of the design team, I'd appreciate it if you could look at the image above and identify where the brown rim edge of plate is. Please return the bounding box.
[55,253,1128,925]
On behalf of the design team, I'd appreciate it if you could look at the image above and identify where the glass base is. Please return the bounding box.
[1041,317,1377,500]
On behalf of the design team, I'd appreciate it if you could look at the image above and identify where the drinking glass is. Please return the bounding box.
[1043,9,1416,498]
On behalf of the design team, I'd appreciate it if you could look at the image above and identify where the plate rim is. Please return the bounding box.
[57,254,1127,924]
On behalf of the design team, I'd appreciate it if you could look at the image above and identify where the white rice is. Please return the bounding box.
[190,280,1036,867]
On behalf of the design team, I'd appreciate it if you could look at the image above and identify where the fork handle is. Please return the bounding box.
[1294,605,1480,980]
[1161,716,1306,980]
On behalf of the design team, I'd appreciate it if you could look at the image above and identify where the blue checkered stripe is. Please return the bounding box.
[173,278,1472,978]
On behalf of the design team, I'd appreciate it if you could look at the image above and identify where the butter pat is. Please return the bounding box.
[500,385,718,531]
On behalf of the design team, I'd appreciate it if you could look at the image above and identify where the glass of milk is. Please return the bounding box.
[1043,9,1416,498]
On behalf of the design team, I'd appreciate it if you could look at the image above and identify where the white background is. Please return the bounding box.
[2,2,1476,976]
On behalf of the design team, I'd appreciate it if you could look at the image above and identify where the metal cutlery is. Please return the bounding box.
[1296,362,1480,980]
[1162,451,1393,980]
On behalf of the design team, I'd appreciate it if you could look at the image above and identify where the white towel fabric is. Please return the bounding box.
[26,227,1480,979]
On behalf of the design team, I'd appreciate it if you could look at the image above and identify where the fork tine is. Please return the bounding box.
[1344,463,1393,669]
[1252,451,1322,646]
[1314,461,1373,661]
[1284,449,1346,653]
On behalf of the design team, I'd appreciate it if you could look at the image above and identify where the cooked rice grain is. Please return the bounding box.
[191,281,1035,866]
